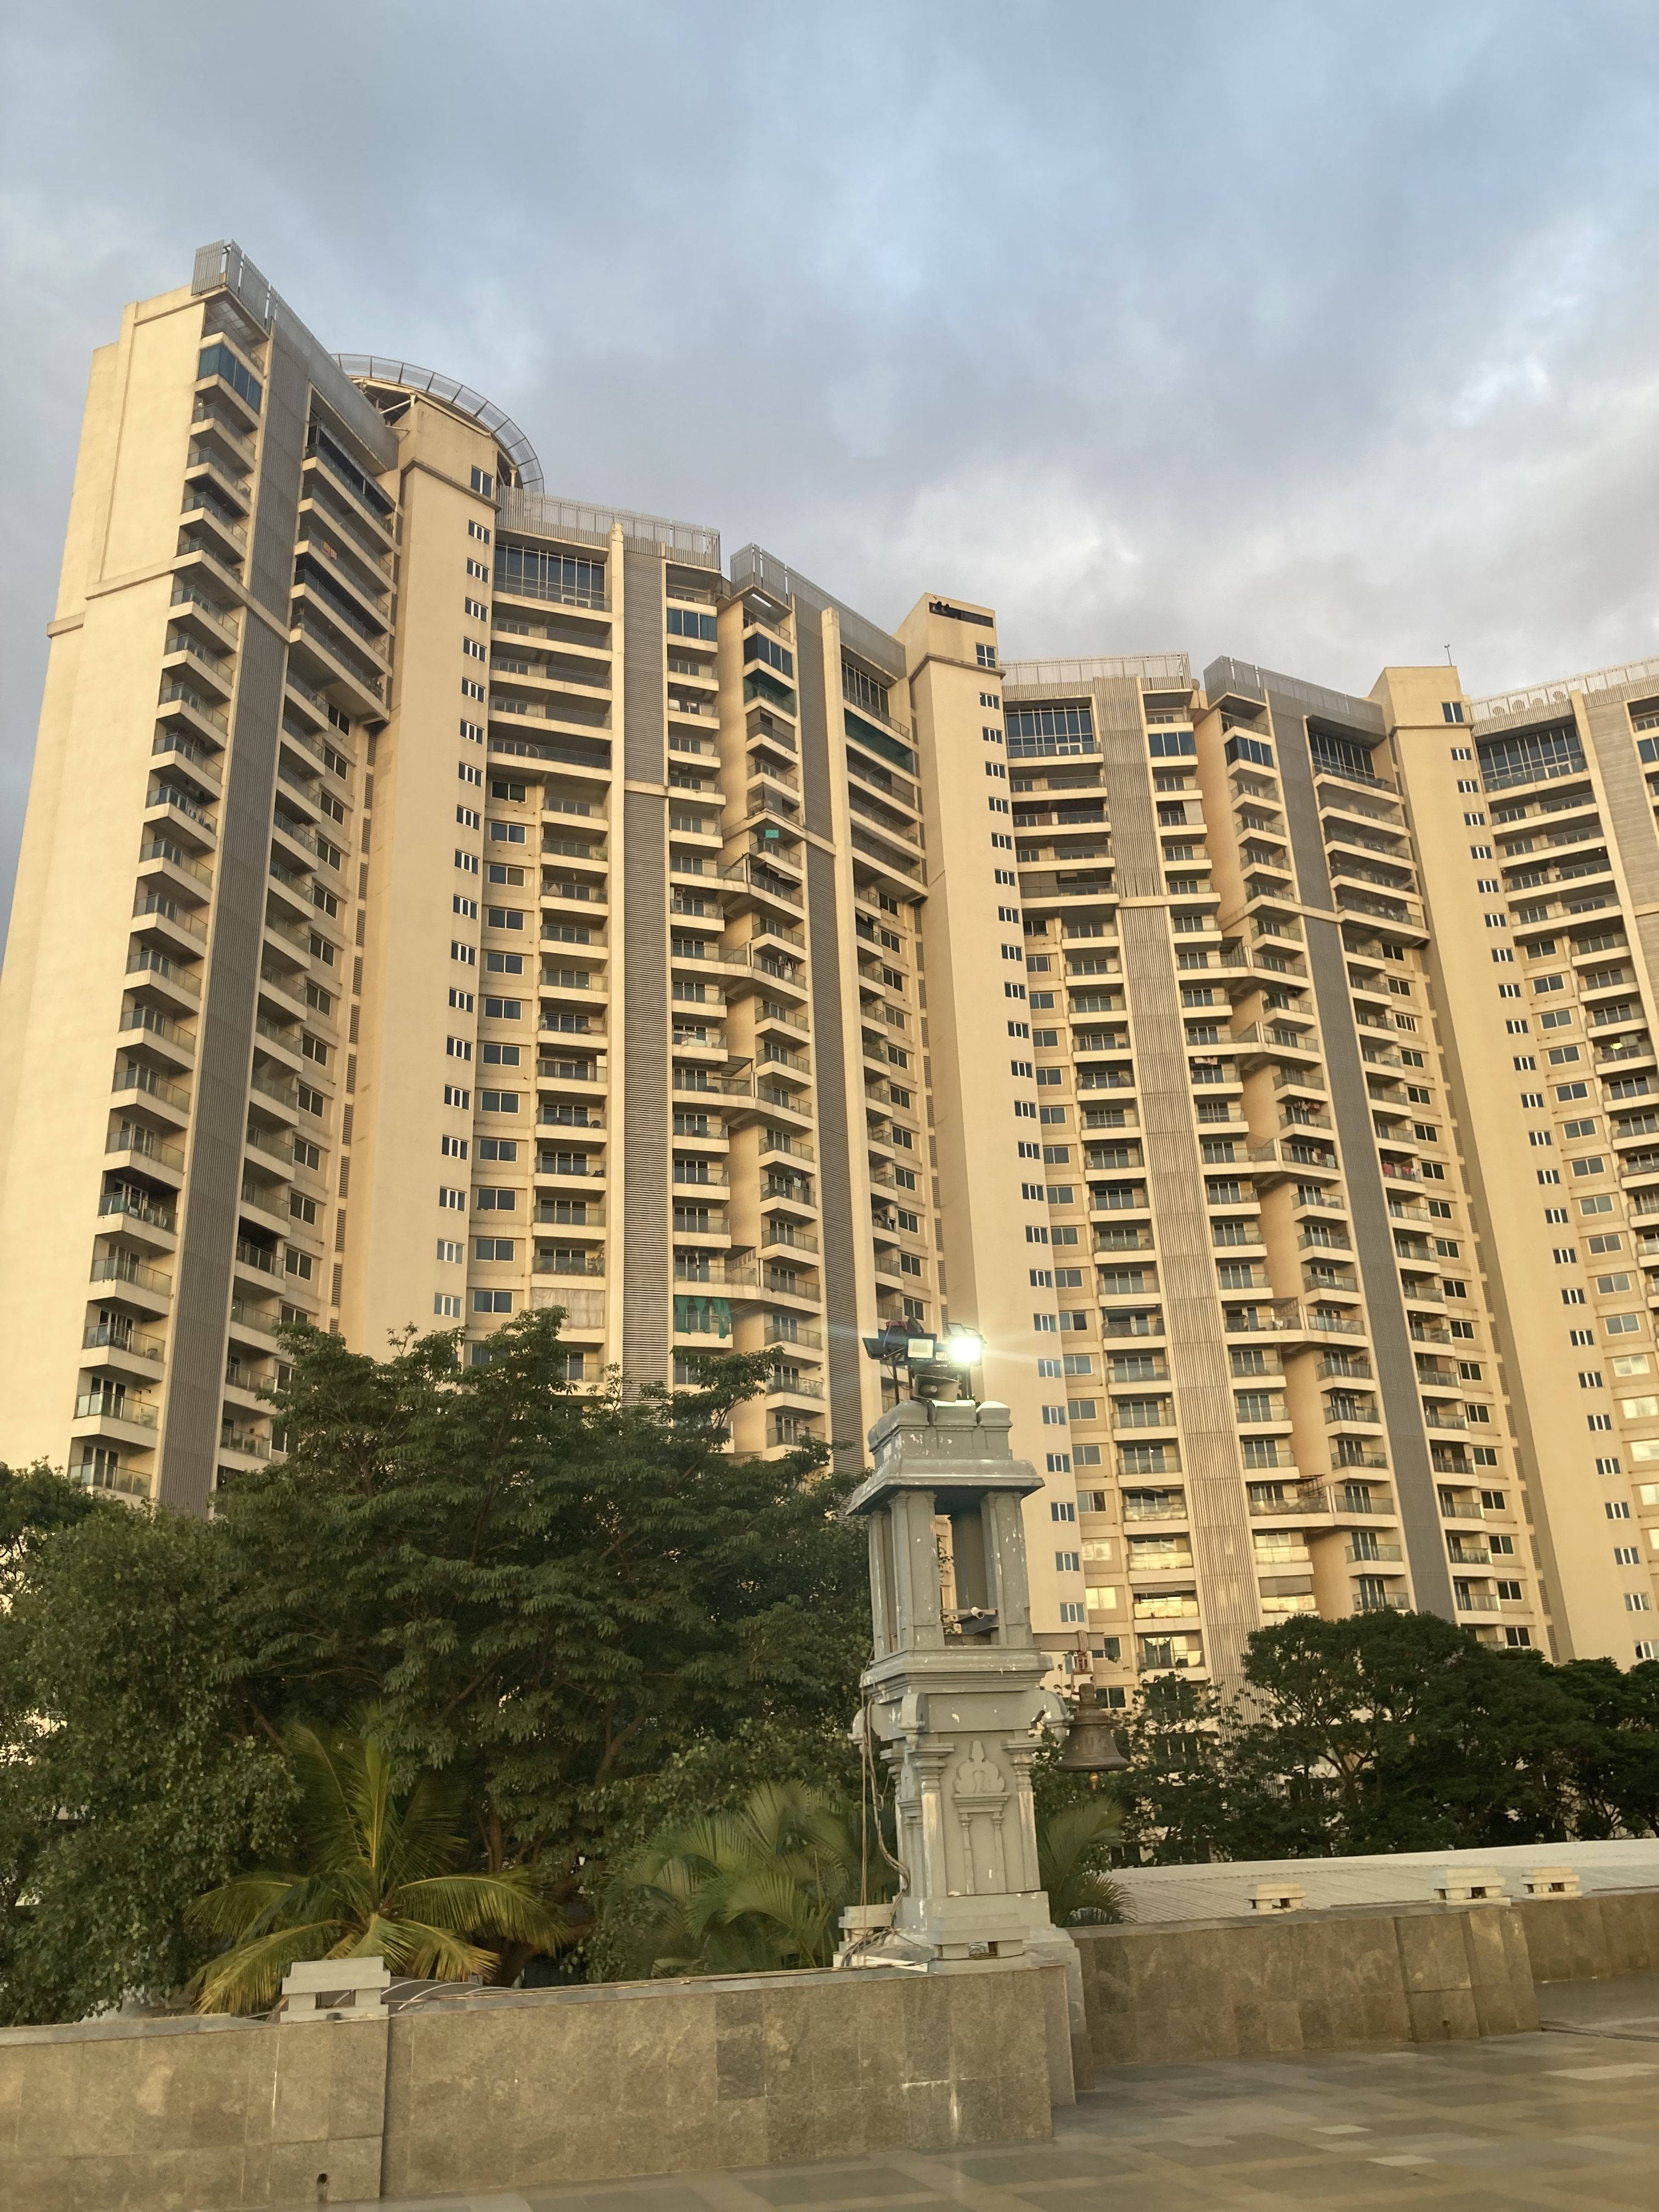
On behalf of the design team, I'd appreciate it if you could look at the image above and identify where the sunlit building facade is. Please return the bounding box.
[3,242,1656,1685]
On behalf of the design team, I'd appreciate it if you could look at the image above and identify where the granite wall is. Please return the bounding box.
[1074,1901,1540,2068]
[1516,1887,1659,1984]
[0,1956,1061,2211]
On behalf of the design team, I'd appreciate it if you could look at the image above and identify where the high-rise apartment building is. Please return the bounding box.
[3,242,1656,1690]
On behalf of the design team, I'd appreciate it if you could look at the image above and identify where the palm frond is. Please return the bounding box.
[1037,1797,1130,1928]
[382,1767,470,1888]
[287,1724,374,1875]
[184,1874,303,1940]
[366,1916,498,1981]
[187,1922,343,2016]
[394,1870,572,1950]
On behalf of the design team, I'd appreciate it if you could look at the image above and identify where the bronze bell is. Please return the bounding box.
[1054,1679,1130,1774]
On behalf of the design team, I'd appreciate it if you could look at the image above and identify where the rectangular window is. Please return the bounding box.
[433,1293,462,1318]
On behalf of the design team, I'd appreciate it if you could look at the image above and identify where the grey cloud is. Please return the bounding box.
[4,0,1659,934]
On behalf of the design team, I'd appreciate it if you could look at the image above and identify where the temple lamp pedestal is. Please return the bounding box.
[837,1396,1102,2084]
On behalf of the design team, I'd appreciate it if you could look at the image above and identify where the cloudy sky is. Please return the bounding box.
[3,1,1658,933]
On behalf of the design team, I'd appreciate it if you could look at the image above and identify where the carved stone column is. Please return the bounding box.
[840,1398,1088,2077]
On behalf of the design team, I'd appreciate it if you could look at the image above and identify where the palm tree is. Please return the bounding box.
[185,1722,569,2014]
[611,1782,1130,1978]
[1038,1797,1130,1925]
[610,1780,893,1977]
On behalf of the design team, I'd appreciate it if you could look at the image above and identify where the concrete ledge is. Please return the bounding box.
[0,1957,1062,2211]
[1516,1887,1659,1983]
[1074,1899,1539,2069]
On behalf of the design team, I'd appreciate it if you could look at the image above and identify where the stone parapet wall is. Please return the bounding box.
[1516,1886,1659,1983]
[1075,1900,1539,2069]
[0,1956,1062,2212]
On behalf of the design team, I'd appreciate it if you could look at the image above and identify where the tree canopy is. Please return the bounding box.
[0,1318,1655,2022]
[0,1311,869,2023]
[1116,1608,1656,1862]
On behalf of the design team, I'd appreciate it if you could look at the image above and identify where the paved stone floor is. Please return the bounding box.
[352,1973,1659,2212]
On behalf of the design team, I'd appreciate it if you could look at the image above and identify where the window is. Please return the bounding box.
[1042,1406,1067,1426]
[453,895,478,919]
[1464,811,1486,825]
[460,719,484,744]
[461,677,486,701]
[1492,949,1515,963]
[436,1238,463,1263]
[438,1186,465,1211]
[1627,1593,1653,1612]
[434,1293,461,1318]
[459,761,483,789]
[988,796,1009,814]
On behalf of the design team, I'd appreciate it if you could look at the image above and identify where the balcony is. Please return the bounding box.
[145,776,219,838]
[1353,1592,1410,1613]
[83,1321,165,1365]
[90,1251,171,1301]
[220,1426,272,1461]
[107,1121,185,1177]
[1248,1485,1328,1518]
[99,1183,176,1238]
[74,1391,156,1431]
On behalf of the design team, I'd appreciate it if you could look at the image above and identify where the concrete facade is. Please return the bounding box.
[5,238,1659,1673]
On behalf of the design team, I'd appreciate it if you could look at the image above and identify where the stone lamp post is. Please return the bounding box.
[839,1395,1089,2070]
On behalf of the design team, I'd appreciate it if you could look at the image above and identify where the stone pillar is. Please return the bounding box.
[840,1400,1087,2089]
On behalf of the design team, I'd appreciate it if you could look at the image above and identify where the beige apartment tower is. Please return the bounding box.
[2,242,1656,1691]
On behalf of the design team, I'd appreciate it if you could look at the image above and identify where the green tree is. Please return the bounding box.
[187,1722,569,2013]
[1036,1799,1130,1925]
[0,1314,872,2022]
[0,1479,292,2025]
[1113,1612,1612,1863]
[1114,1671,1237,1864]
[606,1780,885,1976]
[1552,1658,1659,1838]
[217,1313,870,1952]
